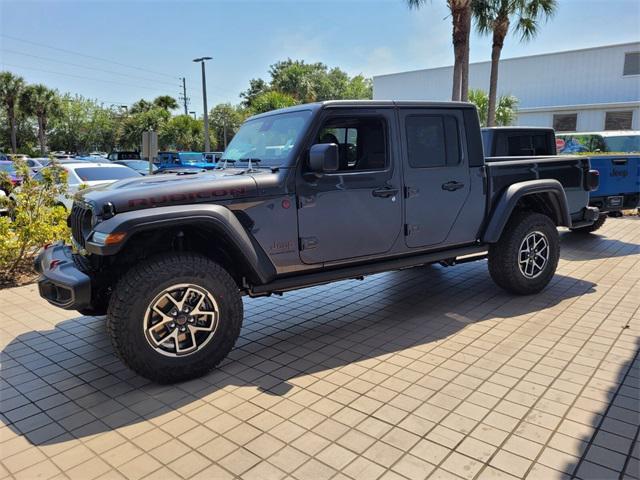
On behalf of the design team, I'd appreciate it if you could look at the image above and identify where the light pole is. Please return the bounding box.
[193,56,212,152]
[189,111,197,120]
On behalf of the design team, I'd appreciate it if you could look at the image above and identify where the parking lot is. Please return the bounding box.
[0,217,638,480]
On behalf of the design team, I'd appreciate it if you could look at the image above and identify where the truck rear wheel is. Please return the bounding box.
[488,212,559,295]
[569,214,606,233]
[107,253,243,383]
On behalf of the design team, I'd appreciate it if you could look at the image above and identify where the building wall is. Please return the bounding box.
[516,105,640,131]
[373,42,640,132]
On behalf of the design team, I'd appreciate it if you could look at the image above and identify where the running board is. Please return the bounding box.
[248,245,488,297]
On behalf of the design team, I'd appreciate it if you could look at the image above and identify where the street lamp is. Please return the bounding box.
[193,56,212,152]
[189,111,197,119]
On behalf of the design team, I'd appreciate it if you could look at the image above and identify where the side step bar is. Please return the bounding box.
[248,245,488,297]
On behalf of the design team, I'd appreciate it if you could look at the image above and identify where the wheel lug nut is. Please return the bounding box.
[188,317,194,323]
[169,322,176,329]
[171,310,178,316]
[180,326,187,332]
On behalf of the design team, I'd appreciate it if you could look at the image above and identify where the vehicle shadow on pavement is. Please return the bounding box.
[559,220,640,261]
[1,263,597,446]
[561,336,639,479]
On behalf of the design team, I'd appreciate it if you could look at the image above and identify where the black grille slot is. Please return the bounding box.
[71,204,89,248]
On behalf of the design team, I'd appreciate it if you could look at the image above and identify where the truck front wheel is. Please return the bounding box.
[488,212,560,295]
[106,253,243,383]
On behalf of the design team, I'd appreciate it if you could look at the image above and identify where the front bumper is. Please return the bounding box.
[35,242,91,310]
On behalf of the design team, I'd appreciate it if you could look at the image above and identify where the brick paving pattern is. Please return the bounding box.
[1,217,638,480]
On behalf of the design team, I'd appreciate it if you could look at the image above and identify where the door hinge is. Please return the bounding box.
[404,186,419,198]
[404,224,419,236]
[300,237,319,250]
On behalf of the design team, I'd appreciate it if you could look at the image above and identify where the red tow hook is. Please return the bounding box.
[49,259,62,269]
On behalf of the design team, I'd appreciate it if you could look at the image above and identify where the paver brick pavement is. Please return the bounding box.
[1,217,639,479]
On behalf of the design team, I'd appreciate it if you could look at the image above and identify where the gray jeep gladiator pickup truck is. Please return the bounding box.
[36,101,600,383]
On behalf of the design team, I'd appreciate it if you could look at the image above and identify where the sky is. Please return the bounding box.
[1,0,639,115]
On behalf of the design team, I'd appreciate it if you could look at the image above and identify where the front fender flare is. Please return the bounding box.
[86,204,276,284]
[482,179,571,243]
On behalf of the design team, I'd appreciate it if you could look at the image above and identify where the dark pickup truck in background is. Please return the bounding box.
[483,127,639,233]
[36,101,599,382]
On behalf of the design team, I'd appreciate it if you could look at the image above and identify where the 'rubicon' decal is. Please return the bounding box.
[128,187,247,208]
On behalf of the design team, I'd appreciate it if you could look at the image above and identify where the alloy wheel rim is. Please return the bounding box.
[143,283,219,357]
[518,231,549,279]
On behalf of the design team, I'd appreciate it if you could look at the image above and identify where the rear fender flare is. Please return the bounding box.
[482,179,571,243]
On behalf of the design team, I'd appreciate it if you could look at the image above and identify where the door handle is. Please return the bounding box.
[372,187,399,198]
[441,181,465,191]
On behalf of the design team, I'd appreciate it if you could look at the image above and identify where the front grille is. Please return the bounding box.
[70,203,91,248]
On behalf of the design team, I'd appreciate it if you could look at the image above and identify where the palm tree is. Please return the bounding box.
[20,84,60,155]
[406,0,472,101]
[468,88,518,126]
[0,71,26,153]
[153,95,179,111]
[473,0,556,126]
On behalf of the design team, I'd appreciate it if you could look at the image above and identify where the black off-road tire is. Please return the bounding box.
[569,214,606,234]
[106,253,243,383]
[488,212,559,295]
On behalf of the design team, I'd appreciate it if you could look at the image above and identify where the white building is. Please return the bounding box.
[373,42,640,132]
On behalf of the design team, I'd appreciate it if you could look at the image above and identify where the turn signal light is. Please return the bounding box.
[104,232,127,245]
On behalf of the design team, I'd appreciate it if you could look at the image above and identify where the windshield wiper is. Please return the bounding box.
[233,158,264,174]
[215,158,237,170]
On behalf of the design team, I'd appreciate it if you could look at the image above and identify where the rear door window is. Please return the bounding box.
[405,115,460,168]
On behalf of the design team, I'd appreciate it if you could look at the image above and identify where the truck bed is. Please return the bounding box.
[485,155,592,221]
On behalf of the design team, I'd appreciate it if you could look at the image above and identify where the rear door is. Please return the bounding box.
[400,108,471,248]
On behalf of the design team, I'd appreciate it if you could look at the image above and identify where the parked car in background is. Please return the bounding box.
[113,159,158,175]
[21,162,142,210]
[485,127,640,232]
[556,131,640,226]
[155,151,217,171]
[107,151,141,161]
[25,158,47,174]
[90,151,108,158]
[203,151,223,163]
[76,155,110,163]
[0,152,8,161]
[8,154,31,162]
[0,161,22,191]
[556,131,640,154]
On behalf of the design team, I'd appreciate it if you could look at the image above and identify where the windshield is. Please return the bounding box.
[222,110,312,167]
[180,153,205,164]
[604,135,640,153]
[73,167,141,182]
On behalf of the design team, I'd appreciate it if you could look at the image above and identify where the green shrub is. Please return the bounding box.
[0,159,70,281]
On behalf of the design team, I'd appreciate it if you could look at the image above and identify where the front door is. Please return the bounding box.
[400,109,471,248]
[297,109,402,264]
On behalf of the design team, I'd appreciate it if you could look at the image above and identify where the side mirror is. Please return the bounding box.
[309,143,339,174]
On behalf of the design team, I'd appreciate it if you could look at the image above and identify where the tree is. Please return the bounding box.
[468,88,518,126]
[406,1,472,101]
[0,71,26,153]
[129,99,153,114]
[159,115,203,150]
[20,84,60,155]
[49,94,119,153]
[249,91,298,115]
[153,95,179,111]
[209,104,248,149]
[119,107,170,150]
[240,79,269,108]
[473,0,556,126]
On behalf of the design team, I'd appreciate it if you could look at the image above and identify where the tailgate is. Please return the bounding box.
[589,155,640,196]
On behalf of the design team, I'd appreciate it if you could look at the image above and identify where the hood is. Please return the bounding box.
[77,168,263,214]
